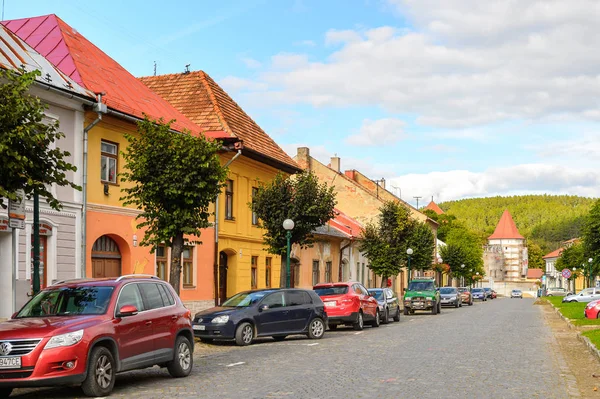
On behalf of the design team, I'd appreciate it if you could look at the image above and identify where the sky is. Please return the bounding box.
[4,0,600,207]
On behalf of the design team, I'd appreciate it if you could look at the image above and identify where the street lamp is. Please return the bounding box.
[407,248,413,284]
[436,256,443,287]
[589,258,594,289]
[469,269,473,289]
[461,264,465,287]
[283,219,295,288]
[476,272,480,288]
[572,266,577,294]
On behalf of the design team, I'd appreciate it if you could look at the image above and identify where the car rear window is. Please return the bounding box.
[313,286,348,296]
[368,290,384,300]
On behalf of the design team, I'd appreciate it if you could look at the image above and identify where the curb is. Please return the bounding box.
[549,301,600,362]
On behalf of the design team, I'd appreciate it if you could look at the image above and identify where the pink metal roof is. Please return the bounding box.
[0,24,93,98]
[488,210,524,240]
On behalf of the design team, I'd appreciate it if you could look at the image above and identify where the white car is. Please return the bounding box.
[511,289,523,298]
[562,287,600,303]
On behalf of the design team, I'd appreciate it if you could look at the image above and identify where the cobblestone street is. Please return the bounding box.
[11,298,581,399]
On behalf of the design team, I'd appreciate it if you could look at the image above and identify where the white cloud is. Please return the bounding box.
[346,118,408,146]
[228,0,600,128]
[294,40,316,47]
[241,57,262,69]
[219,76,268,92]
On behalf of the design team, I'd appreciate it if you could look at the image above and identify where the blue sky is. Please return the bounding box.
[4,0,600,205]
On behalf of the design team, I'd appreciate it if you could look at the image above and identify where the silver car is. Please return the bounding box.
[368,288,401,323]
[439,287,462,308]
[545,287,569,297]
[510,289,523,298]
[562,287,600,303]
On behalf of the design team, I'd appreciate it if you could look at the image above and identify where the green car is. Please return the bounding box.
[403,278,441,315]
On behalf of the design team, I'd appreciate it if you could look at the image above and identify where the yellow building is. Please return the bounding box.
[140,71,300,304]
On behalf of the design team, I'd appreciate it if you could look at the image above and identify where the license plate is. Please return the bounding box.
[325,301,336,307]
[0,357,21,369]
[414,302,423,306]
[193,325,205,331]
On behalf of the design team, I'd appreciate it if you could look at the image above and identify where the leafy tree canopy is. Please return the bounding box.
[0,68,80,210]
[120,117,228,293]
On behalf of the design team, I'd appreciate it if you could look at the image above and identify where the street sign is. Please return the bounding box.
[8,189,25,229]
[562,268,572,279]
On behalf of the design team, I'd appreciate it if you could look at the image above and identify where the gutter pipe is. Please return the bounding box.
[214,149,242,306]
[339,240,352,282]
[81,93,106,278]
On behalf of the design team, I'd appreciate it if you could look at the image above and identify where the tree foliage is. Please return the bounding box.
[439,226,485,283]
[0,68,80,210]
[527,242,545,271]
[251,171,336,287]
[582,199,600,284]
[360,201,435,282]
[556,243,584,277]
[120,117,228,294]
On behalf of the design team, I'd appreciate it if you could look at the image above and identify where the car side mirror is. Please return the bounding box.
[117,305,138,317]
[10,312,17,319]
[259,304,269,312]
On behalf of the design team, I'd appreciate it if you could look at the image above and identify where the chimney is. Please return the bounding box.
[345,170,357,181]
[330,156,341,173]
[379,178,386,189]
[296,147,310,171]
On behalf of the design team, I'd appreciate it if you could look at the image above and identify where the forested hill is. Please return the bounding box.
[438,195,596,252]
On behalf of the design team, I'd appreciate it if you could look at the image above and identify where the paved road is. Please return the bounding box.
[13,297,573,399]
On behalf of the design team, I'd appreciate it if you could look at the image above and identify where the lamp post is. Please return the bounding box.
[572,266,577,294]
[476,272,480,288]
[437,256,443,286]
[461,264,465,287]
[283,219,295,288]
[469,269,473,289]
[589,258,594,289]
[407,248,413,285]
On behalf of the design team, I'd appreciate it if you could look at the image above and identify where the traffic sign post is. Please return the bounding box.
[562,268,572,279]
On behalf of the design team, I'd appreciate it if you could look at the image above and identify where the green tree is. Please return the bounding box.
[583,199,600,286]
[527,242,545,271]
[0,68,80,210]
[120,117,228,294]
[556,243,584,275]
[405,222,436,272]
[251,171,336,287]
[440,227,484,283]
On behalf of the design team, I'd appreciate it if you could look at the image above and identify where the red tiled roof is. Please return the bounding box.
[543,248,564,259]
[139,71,298,170]
[328,208,363,239]
[2,15,207,136]
[424,201,444,215]
[488,210,524,240]
[526,268,544,279]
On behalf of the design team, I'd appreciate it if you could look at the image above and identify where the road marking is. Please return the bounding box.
[226,362,245,367]
[354,331,364,335]
[305,343,319,346]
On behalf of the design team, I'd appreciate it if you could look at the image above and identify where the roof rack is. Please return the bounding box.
[115,274,160,282]
[52,278,92,286]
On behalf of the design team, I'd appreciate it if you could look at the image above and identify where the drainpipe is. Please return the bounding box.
[214,149,242,305]
[81,93,106,278]
[339,240,351,282]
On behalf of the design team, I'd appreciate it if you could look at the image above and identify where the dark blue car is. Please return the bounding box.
[471,288,487,301]
[192,288,327,345]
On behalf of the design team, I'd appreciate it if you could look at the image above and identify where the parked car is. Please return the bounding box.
[585,299,600,319]
[0,275,194,398]
[491,290,497,299]
[367,288,401,323]
[193,288,326,345]
[439,287,462,308]
[313,282,379,330]
[483,287,494,299]
[545,287,569,297]
[457,287,473,306]
[511,289,523,298]
[471,288,487,301]
[562,287,600,303]
[403,278,441,315]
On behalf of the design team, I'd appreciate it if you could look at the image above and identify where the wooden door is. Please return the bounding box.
[91,235,122,278]
[92,258,121,278]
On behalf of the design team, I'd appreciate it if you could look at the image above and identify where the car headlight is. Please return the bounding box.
[44,329,84,350]
[450,296,456,300]
[211,315,230,324]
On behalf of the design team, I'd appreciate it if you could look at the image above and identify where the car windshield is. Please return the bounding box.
[368,290,384,300]
[16,286,114,318]
[472,288,484,292]
[222,291,275,307]
[457,288,467,293]
[314,286,349,296]
[408,281,435,291]
[513,290,521,293]
[440,288,456,294]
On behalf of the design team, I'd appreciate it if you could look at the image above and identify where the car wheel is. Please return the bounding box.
[371,311,380,328]
[273,335,287,341]
[597,311,600,319]
[548,294,552,296]
[353,311,364,331]
[455,300,459,308]
[382,308,389,324]
[431,301,437,315]
[437,302,441,314]
[403,307,409,316]
[167,335,193,378]
[199,338,213,343]
[329,324,338,330]
[235,322,255,346]
[308,318,325,339]
[0,388,12,398]
[82,346,116,397]
[393,307,401,322]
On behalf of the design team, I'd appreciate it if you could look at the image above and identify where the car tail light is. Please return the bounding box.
[184,309,192,321]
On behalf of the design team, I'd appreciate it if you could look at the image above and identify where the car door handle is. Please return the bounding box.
[171,315,178,321]
[145,321,152,326]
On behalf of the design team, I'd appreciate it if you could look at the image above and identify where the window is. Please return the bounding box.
[286,291,311,306]
[225,180,234,220]
[139,283,165,310]
[156,245,168,281]
[251,256,258,289]
[265,257,272,288]
[312,260,320,286]
[325,261,332,283]
[261,292,285,308]
[251,187,259,225]
[182,246,193,287]
[117,284,144,311]
[101,140,118,184]
[157,283,175,306]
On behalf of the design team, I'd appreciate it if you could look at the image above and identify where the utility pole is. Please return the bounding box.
[413,196,422,209]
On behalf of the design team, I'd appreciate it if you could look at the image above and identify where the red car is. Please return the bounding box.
[585,299,600,319]
[0,275,194,398]
[491,290,497,299]
[313,282,379,330]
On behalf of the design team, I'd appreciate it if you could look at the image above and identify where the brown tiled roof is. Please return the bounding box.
[526,268,544,279]
[488,210,524,240]
[543,248,564,259]
[139,71,298,171]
